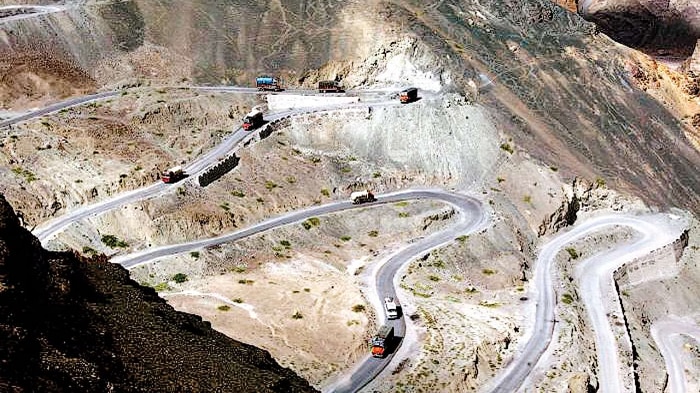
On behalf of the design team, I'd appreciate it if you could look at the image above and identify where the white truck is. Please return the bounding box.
[384,297,399,319]
[350,190,375,204]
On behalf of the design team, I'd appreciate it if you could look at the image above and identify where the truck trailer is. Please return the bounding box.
[161,166,185,183]
[350,190,375,204]
[371,325,394,358]
[242,110,264,131]
[399,87,418,103]
[256,76,282,91]
[318,80,343,93]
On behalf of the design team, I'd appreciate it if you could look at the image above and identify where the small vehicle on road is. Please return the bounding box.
[384,297,399,319]
[242,109,264,131]
[371,325,394,358]
[161,166,185,183]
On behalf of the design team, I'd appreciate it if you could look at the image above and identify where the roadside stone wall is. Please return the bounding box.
[614,230,689,287]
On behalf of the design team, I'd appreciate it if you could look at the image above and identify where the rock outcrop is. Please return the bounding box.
[0,194,317,393]
[577,0,700,57]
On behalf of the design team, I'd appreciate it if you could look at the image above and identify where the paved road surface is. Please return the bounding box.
[111,189,488,393]
[0,4,65,23]
[652,316,700,393]
[0,91,119,128]
[485,214,685,392]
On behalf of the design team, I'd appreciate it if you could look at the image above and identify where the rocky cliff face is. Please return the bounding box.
[577,0,700,57]
[0,194,317,393]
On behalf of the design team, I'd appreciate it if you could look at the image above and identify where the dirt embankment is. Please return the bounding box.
[0,192,317,393]
[0,89,259,227]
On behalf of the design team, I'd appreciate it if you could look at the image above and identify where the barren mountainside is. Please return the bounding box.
[0,194,317,393]
[1,0,698,214]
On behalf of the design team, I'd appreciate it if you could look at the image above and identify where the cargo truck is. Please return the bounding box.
[161,166,185,183]
[384,297,399,319]
[318,80,344,93]
[256,76,282,91]
[242,109,264,131]
[399,87,418,103]
[350,190,375,204]
[371,325,394,358]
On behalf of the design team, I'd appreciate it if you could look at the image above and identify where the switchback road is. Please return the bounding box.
[652,316,700,393]
[111,189,488,393]
[485,213,686,392]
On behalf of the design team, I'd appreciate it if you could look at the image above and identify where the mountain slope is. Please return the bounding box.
[0,193,317,393]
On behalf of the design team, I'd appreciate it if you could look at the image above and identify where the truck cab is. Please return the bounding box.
[399,87,418,103]
[161,166,185,183]
[384,297,399,319]
[318,80,344,93]
[242,110,264,131]
[371,325,394,358]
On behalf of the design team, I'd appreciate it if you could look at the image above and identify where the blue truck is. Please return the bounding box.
[255,76,282,91]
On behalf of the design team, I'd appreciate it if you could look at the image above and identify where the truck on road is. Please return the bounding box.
[399,87,418,103]
[242,109,264,131]
[161,166,185,183]
[350,190,375,204]
[384,297,399,319]
[371,325,394,358]
[256,76,282,91]
[318,80,344,93]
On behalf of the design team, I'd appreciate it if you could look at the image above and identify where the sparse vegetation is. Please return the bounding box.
[292,311,303,319]
[82,246,97,256]
[190,251,200,259]
[286,176,296,184]
[231,190,245,197]
[497,177,505,183]
[561,293,574,304]
[232,298,244,303]
[595,177,606,187]
[500,143,514,154]
[428,275,441,282]
[368,230,379,237]
[12,167,38,182]
[238,279,254,285]
[565,247,579,260]
[101,234,128,248]
[220,202,230,211]
[523,195,532,204]
[373,171,381,178]
[172,273,188,284]
[231,265,246,273]
[351,304,366,312]
[302,217,320,230]
[455,235,468,243]
[395,201,409,207]
[265,180,278,190]
[482,269,496,276]
[320,188,331,197]
[154,282,170,292]
[340,167,352,173]
[550,166,558,172]
[280,240,292,248]
[218,305,231,311]
[398,212,410,218]
[340,235,352,242]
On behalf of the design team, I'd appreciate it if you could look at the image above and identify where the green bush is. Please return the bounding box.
[482,269,496,276]
[231,190,245,197]
[218,305,231,311]
[320,188,331,197]
[500,143,514,154]
[190,251,200,259]
[565,247,579,260]
[561,293,574,304]
[340,235,352,242]
[101,234,128,248]
[351,304,365,312]
[172,273,188,283]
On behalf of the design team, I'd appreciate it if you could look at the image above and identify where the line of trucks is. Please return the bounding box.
[254,75,417,101]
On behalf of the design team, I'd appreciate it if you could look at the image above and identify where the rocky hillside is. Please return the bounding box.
[0,193,317,393]
[577,0,700,58]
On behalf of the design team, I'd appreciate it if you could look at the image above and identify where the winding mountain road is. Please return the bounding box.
[0,4,66,23]
[111,189,488,393]
[652,316,700,393]
[3,80,692,393]
[486,213,686,392]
